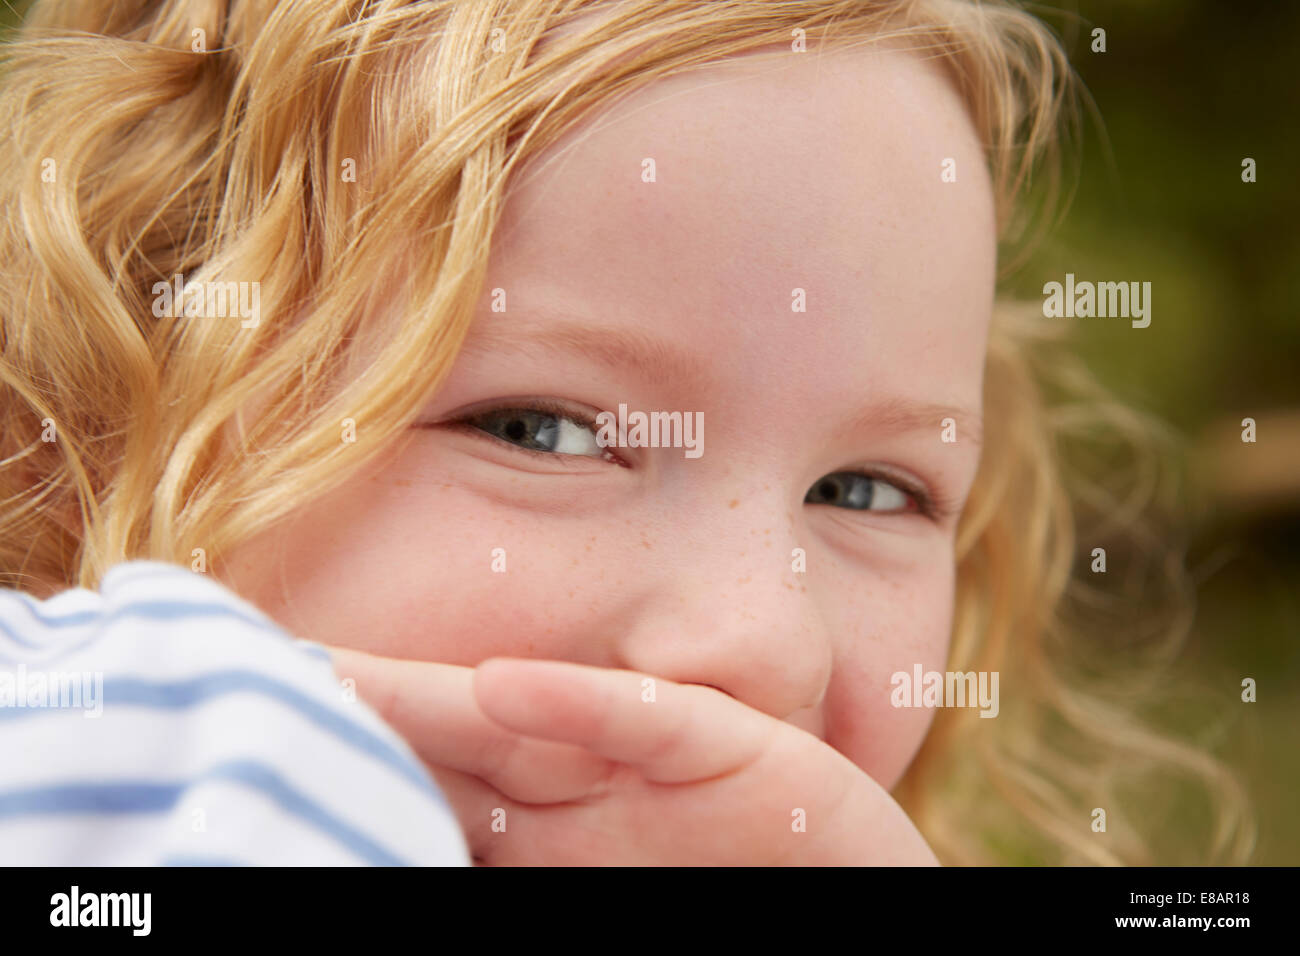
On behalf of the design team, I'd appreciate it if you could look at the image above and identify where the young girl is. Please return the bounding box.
[0,0,1253,865]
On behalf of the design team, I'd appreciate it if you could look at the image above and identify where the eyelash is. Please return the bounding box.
[442,398,627,465]
[438,399,952,521]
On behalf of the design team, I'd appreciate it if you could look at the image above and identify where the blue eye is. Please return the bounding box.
[461,406,606,457]
[805,471,915,513]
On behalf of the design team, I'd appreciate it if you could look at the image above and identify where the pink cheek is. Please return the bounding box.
[859,687,942,787]
[378,510,621,667]
[826,595,953,785]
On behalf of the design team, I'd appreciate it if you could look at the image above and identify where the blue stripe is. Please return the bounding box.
[295,642,333,664]
[0,571,280,659]
[8,599,279,633]
[0,761,411,866]
[2,589,100,635]
[4,604,100,628]
[0,781,176,814]
[0,601,290,668]
[105,602,279,630]
[0,670,440,802]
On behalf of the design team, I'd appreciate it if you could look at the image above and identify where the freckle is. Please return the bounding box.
[736,576,751,585]
[642,537,652,550]
[785,582,794,590]
[800,585,807,593]
[764,528,770,535]
[729,499,739,509]
[393,478,412,488]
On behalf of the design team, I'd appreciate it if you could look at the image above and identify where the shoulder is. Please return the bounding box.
[0,561,469,866]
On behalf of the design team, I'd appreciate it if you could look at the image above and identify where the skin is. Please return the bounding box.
[222,40,995,864]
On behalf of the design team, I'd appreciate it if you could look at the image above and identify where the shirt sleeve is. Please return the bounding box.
[0,560,470,866]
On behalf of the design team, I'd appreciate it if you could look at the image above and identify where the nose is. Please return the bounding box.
[613,500,834,722]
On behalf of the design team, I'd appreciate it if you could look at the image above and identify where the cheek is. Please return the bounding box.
[221,460,621,667]
[821,567,955,790]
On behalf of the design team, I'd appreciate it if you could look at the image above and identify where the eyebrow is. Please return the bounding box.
[461,314,983,446]
[458,316,709,389]
[845,397,983,448]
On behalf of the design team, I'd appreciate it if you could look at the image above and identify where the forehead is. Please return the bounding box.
[483,42,995,415]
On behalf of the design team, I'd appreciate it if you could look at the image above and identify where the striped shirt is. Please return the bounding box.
[0,560,469,866]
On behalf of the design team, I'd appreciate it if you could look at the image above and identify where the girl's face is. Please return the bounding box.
[223,43,995,790]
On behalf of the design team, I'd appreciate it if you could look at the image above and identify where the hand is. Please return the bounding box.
[329,648,939,866]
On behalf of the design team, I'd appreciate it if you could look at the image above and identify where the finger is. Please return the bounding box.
[425,766,516,865]
[328,646,611,802]
[473,658,778,783]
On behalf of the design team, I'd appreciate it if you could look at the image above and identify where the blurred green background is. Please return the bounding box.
[1,0,1293,862]
[1012,0,1299,864]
